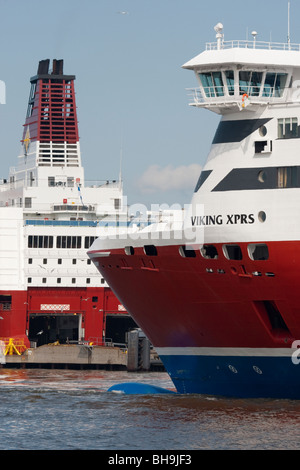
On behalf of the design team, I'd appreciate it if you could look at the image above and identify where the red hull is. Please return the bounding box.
[90,241,299,349]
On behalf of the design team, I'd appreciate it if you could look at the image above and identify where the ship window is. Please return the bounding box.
[259,125,267,137]
[57,278,61,284]
[125,246,134,255]
[48,177,55,187]
[223,244,243,260]
[0,295,11,310]
[143,245,157,256]
[86,278,90,284]
[67,177,74,187]
[25,197,32,208]
[56,236,81,249]
[200,245,218,259]
[179,245,196,258]
[85,236,96,249]
[114,198,121,209]
[257,170,267,182]
[224,70,235,95]
[239,71,263,96]
[42,278,46,283]
[277,167,298,188]
[72,278,76,284]
[255,140,272,153]
[258,211,266,222]
[248,244,269,260]
[199,71,224,97]
[263,73,287,97]
[28,235,53,248]
[101,278,105,284]
[278,117,298,138]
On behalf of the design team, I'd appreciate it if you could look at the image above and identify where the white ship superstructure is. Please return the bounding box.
[0,59,136,348]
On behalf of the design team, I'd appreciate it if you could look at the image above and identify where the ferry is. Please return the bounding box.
[0,59,138,350]
[88,24,300,398]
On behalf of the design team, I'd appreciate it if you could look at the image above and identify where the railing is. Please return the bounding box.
[186,85,283,106]
[52,204,95,212]
[206,39,300,51]
[0,338,27,355]
[85,337,128,350]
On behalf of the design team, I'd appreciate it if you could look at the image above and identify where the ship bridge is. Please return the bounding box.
[183,24,300,114]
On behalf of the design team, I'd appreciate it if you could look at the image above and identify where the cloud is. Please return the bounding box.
[138,163,202,193]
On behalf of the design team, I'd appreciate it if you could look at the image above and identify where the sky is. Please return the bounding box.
[0,0,298,208]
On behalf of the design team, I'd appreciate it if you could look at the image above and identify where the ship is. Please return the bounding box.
[88,24,300,399]
[0,59,140,350]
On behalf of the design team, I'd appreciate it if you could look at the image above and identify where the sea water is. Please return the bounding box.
[0,368,299,451]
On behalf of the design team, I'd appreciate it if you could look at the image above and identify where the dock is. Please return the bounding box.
[0,337,164,371]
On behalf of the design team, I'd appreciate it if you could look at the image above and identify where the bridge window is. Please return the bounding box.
[224,70,235,95]
[239,71,263,96]
[263,73,287,97]
[199,71,224,97]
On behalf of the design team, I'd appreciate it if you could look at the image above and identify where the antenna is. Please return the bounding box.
[288,0,291,47]
[119,127,123,189]
[214,23,223,50]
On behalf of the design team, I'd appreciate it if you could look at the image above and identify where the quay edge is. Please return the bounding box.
[0,343,164,371]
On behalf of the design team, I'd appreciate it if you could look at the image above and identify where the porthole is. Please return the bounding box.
[124,246,134,255]
[248,243,269,260]
[223,244,243,260]
[257,170,266,183]
[179,245,196,258]
[259,125,267,137]
[143,245,157,256]
[258,211,266,222]
[200,244,218,259]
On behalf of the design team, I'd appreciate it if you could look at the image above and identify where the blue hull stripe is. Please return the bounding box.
[159,353,300,399]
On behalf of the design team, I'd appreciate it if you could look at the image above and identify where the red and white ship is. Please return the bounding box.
[89,25,300,398]
[0,59,137,350]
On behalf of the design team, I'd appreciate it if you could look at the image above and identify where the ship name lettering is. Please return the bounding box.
[191,213,255,226]
[191,215,223,226]
[226,213,255,224]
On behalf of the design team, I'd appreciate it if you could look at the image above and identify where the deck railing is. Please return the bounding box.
[206,39,300,51]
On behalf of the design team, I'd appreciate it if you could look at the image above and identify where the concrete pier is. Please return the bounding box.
[3,344,128,369]
[1,343,164,370]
